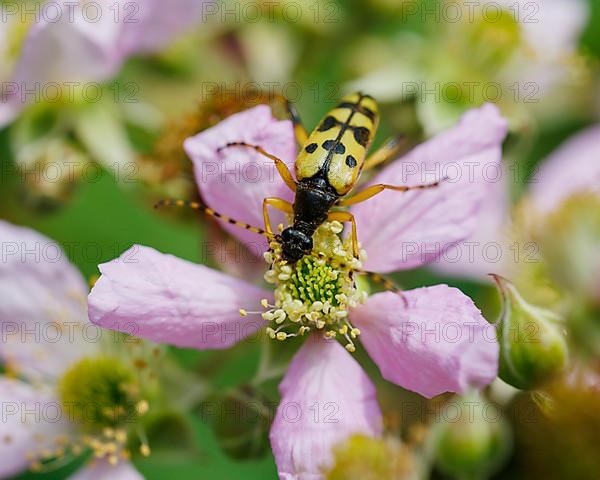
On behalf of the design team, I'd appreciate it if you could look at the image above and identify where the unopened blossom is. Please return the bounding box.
[492,275,568,390]
[0,220,156,479]
[89,102,506,478]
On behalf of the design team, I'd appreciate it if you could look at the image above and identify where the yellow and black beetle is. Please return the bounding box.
[159,92,441,263]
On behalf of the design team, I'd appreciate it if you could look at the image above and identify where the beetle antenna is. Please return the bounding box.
[155,199,274,239]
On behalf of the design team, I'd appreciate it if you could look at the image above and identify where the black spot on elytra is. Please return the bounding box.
[337,102,376,121]
[322,140,346,155]
[346,155,357,168]
[322,140,335,151]
[305,143,318,154]
[318,116,338,132]
[337,101,357,111]
[360,106,376,121]
[353,127,370,147]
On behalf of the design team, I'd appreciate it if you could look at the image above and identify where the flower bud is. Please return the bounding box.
[492,275,568,390]
[433,392,511,479]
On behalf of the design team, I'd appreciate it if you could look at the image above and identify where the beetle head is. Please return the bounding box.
[279,227,313,263]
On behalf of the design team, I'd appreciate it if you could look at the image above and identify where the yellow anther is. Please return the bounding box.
[299,326,310,335]
[137,400,149,416]
[115,430,127,444]
[105,442,117,454]
[140,444,151,457]
[239,309,248,317]
[345,343,356,353]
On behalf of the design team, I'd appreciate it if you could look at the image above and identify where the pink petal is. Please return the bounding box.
[351,104,508,273]
[4,10,122,119]
[0,220,94,382]
[270,335,383,479]
[351,286,499,398]
[88,245,269,350]
[184,105,296,250]
[69,460,143,480]
[0,377,67,478]
[118,0,208,56]
[430,175,512,281]
[507,0,588,59]
[0,1,206,127]
[531,124,600,214]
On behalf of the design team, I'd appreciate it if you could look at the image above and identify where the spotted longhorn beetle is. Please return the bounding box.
[158,92,442,263]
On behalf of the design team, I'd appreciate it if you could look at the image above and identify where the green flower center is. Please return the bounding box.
[468,9,522,64]
[246,221,367,352]
[429,6,523,105]
[26,350,155,471]
[58,356,139,429]
[326,434,415,480]
[287,256,344,306]
[537,193,600,300]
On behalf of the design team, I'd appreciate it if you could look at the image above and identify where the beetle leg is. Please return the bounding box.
[263,197,294,235]
[217,142,297,192]
[362,135,408,171]
[266,93,309,145]
[336,179,443,207]
[326,211,359,259]
[283,97,308,146]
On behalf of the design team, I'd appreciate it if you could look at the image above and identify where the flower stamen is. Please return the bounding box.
[250,221,367,352]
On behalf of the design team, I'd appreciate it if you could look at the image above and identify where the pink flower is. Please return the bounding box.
[0,220,145,479]
[531,124,600,302]
[0,0,211,126]
[530,124,600,214]
[436,123,600,283]
[89,103,506,478]
[430,171,512,281]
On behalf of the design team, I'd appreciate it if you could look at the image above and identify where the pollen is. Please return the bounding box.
[21,355,156,472]
[258,221,367,352]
